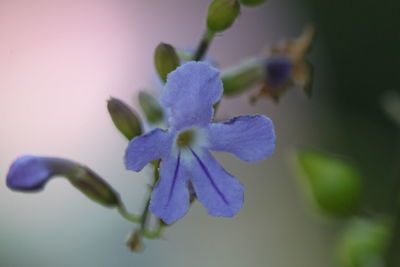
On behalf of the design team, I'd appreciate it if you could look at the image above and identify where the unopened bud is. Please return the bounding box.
[7,155,120,207]
[107,97,142,140]
[138,91,164,124]
[126,229,144,252]
[239,0,266,6]
[295,149,362,217]
[207,0,240,32]
[336,219,390,267]
[222,58,264,96]
[154,43,180,83]
[68,165,120,207]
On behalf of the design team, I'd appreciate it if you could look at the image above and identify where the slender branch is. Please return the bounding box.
[117,204,141,223]
[139,160,165,239]
[193,29,215,61]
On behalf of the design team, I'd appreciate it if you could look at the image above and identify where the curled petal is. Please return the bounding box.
[207,115,275,162]
[160,62,223,130]
[189,150,244,217]
[150,153,190,224]
[124,128,173,172]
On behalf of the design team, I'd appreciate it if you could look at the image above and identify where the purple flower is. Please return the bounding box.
[125,62,275,224]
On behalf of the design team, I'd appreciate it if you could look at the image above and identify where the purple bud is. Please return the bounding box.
[7,155,53,191]
[7,155,120,207]
[265,56,292,86]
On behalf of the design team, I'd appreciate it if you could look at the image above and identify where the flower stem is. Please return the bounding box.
[139,160,165,239]
[117,204,141,223]
[193,29,215,61]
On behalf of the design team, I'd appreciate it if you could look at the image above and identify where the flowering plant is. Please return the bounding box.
[5,0,314,254]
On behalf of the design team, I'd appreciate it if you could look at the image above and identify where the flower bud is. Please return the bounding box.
[126,229,144,252]
[336,219,390,267]
[68,165,120,207]
[138,91,164,124]
[207,0,241,32]
[265,56,293,86]
[222,58,265,96]
[107,97,142,140]
[154,43,180,83]
[295,149,362,217]
[7,155,120,207]
[239,0,266,6]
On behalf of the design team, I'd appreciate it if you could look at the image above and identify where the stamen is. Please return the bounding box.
[177,130,195,148]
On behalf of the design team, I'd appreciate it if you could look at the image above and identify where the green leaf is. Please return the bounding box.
[296,149,362,217]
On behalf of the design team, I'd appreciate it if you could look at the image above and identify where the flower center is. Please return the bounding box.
[176,129,196,148]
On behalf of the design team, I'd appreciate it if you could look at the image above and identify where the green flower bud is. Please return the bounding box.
[336,219,390,267]
[154,43,180,82]
[138,91,164,124]
[67,164,120,207]
[107,97,142,140]
[239,0,266,6]
[207,0,241,32]
[295,149,362,217]
[222,58,265,96]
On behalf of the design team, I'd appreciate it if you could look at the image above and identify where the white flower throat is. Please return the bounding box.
[173,127,208,166]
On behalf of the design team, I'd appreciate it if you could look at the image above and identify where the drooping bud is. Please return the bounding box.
[222,58,265,96]
[336,219,390,267]
[295,149,362,217]
[126,229,144,252]
[138,91,164,124]
[154,43,180,83]
[6,155,120,207]
[239,0,266,6]
[107,97,142,140]
[207,0,241,32]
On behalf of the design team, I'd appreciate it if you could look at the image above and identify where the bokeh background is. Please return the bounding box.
[0,0,398,266]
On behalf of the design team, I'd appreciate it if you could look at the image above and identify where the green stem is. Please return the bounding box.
[140,196,151,231]
[193,29,215,61]
[117,204,141,223]
[139,160,165,239]
[142,220,165,239]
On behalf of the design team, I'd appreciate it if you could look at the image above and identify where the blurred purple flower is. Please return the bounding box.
[125,62,275,224]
